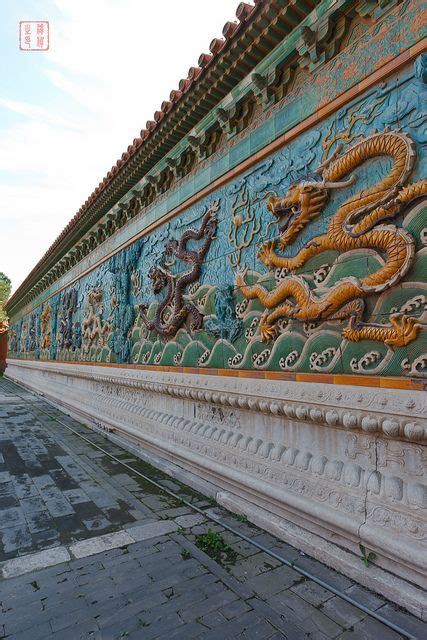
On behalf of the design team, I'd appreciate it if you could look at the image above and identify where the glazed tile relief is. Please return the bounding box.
[8,63,427,377]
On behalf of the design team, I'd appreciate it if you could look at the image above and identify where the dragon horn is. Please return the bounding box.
[316,143,343,174]
[322,174,357,189]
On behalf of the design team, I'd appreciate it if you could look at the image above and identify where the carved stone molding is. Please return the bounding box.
[82,389,426,515]
[11,360,424,443]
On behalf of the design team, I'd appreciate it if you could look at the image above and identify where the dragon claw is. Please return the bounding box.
[385,313,421,347]
[259,315,278,342]
[258,239,278,267]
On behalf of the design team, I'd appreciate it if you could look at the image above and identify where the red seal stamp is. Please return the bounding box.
[19,21,49,51]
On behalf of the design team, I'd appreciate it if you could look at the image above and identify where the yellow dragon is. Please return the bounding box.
[40,304,52,350]
[236,130,427,346]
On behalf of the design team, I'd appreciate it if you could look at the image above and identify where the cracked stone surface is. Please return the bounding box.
[0,377,424,640]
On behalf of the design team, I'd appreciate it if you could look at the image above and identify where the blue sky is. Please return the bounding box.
[0,0,240,292]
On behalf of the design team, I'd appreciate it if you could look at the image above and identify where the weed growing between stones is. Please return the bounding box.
[235,513,248,523]
[180,547,191,560]
[195,528,237,564]
[359,544,376,567]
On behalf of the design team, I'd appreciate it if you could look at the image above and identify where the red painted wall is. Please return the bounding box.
[0,332,7,374]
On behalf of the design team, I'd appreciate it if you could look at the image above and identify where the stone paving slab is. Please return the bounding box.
[2,546,71,578]
[0,377,425,640]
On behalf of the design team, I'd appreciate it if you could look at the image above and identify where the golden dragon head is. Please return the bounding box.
[267,145,356,249]
[267,178,328,248]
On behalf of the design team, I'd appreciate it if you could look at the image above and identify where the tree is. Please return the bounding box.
[0,272,11,332]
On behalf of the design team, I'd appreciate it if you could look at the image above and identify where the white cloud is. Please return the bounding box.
[1,0,242,293]
[0,97,80,129]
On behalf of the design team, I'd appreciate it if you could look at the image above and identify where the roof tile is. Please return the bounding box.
[209,38,225,55]
[198,52,213,67]
[223,21,239,38]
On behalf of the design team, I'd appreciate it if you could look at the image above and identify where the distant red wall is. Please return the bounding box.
[0,332,7,374]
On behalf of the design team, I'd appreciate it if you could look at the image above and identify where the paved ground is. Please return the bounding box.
[0,377,425,640]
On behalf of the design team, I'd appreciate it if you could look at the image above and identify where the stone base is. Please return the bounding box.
[6,358,427,619]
